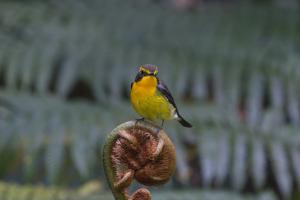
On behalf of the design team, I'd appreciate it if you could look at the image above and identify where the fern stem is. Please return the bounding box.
[102,122,132,200]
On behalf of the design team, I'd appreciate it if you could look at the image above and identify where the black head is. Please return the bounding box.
[134,64,159,82]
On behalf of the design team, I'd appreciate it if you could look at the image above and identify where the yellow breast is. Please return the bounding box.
[130,76,174,121]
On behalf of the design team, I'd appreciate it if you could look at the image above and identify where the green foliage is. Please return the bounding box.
[0,0,299,199]
[0,182,278,200]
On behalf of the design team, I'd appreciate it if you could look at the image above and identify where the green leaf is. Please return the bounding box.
[45,114,65,184]
[231,134,247,190]
[246,73,264,128]
[270,142,292,199]
[251,138,266,189]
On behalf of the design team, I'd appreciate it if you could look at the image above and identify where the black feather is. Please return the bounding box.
[157,81,192,128]
[178,114,193,127]
[157,81,178,110]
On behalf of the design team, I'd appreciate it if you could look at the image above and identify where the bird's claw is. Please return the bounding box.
[135,118,144,126]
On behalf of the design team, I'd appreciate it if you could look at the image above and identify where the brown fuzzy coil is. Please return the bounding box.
[110,126,176,199]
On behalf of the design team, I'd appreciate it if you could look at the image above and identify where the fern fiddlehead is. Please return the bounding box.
[102,120,176,200]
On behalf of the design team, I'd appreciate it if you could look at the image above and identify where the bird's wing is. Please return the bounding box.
[131,82,133,89]
[157,81,178,110]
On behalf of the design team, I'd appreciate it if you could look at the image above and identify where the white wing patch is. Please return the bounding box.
[172,108,179,119]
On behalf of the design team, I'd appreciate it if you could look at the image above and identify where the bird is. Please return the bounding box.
[130,64,192,128]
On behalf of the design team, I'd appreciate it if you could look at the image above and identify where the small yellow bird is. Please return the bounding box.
[130,64,192,128]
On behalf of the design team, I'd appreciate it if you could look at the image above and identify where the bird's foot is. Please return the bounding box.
[135,118,163,134]
[160,120,165,129]
[135,118,144,126]
[155,126,162,134]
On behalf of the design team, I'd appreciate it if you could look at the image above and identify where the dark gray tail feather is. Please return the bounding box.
[178,114,192,128]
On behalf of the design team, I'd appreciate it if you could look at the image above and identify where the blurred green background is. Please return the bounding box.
[0,0,299,199]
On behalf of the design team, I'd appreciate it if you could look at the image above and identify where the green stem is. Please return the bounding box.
[102,120,161,200]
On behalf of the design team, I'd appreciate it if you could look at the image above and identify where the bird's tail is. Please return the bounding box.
[177,114,192,128]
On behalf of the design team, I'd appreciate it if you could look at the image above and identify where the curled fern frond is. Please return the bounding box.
[103,120,176,200]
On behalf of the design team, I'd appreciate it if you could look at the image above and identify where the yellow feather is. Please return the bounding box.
[130,76,175,121]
